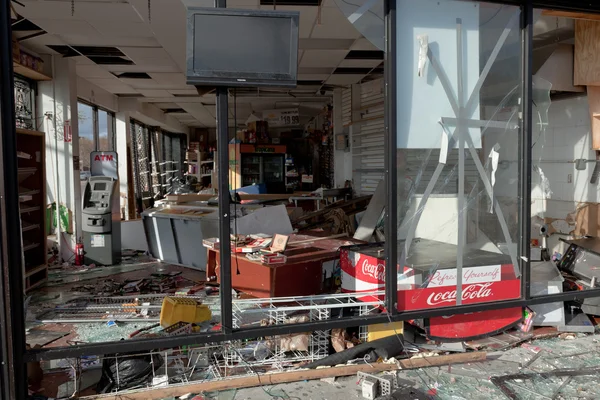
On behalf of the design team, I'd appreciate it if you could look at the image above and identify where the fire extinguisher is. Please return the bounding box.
[75,239,84,266]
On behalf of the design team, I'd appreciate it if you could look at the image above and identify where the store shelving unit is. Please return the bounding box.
[16,128,47,292]
[186,149,214,189]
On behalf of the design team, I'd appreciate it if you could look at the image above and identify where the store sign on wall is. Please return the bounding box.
[263,109,300,127]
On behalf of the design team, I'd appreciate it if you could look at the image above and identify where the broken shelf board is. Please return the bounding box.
[81,352,487,399]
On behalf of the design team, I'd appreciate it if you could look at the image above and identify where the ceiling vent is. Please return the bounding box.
[163,108,187,114]
[117,94,145,98]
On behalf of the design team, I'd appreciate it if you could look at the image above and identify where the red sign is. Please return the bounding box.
[398,279,521,311]
[64,120,72,142]
[428,307,523,341]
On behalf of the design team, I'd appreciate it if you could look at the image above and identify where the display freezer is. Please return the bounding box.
[142,206,219,271]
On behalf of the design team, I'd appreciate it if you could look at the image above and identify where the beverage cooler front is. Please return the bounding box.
[230,144,286,193]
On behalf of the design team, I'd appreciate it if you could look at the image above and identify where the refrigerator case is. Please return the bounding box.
[241,154,285,193]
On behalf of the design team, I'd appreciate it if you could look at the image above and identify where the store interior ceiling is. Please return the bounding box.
[11,0,385,129]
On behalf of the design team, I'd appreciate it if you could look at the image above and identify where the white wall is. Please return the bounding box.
[38,56,81,260]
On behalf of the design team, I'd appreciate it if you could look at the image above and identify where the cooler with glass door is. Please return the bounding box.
[230,144,286,193]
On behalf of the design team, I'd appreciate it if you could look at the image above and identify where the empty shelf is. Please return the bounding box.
[21,221,40,232]
[19,194,32,202]
[25,264,46,277]
[17,151,31,160]
[23,242,40,252]
[17,167,37,182]
[19,187,40,196]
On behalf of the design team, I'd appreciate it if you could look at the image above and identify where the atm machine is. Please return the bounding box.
[82,151,121,265]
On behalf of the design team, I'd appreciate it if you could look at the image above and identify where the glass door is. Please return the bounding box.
[241,154,261,187]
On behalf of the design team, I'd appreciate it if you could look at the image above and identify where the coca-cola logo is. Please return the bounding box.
[425,283,493,306]
[361,259,386,282]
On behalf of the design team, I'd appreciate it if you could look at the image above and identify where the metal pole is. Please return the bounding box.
[520,0,533,300]
[0,0,28,397]
[384,0,398,314]
[215,0,232,334]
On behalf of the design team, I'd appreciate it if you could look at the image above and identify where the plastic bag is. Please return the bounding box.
[96,352,164,393]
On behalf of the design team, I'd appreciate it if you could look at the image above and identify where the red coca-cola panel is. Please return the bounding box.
[427,307,523,341]
[398,279,521,311]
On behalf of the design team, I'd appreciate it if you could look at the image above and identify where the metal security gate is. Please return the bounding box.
[353,79,385,195]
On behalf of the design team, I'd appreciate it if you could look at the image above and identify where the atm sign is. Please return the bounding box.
[94,154,114,162]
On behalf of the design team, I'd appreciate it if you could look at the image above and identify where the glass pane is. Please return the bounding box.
[394,0,523,328]
[78,102,94,180]
[531,9,600,325]
[98,109,112,151]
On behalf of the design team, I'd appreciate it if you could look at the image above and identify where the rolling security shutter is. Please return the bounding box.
[353,79,385,195]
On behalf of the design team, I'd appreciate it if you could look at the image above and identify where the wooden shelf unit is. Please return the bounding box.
[13,62,51,81]
[16,128,47,292]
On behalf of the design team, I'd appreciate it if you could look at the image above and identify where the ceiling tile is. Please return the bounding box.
[119,47,171,60]
[154,102,181,109]
[76,3,144,23]
[14,2,72,20]
[311,7,361,39]
[101,64,180,73]
[337,59,382,68]
[74,56,96,65]
[299,38,354,50]
[325,74,365,85]
[85,78,139,94]
[350,37,379,51]
[148,73,187,86]
[298,74,331,81]
[88,21,155,38]
[258,5,318,38]
[56,34,161,47]
[300,49,348,68]
[138,89,174,97]
[76,64,116,79]
[168,89,199,95]
[31,19,99,36]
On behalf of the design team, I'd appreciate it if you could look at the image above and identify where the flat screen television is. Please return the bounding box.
[186,8,299,88]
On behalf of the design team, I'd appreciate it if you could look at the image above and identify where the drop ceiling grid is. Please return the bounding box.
[299,49,349,68]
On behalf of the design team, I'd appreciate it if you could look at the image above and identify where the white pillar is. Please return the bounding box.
[115,112,132,220]
[38,56,81,261]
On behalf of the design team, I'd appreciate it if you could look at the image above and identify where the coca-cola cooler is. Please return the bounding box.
[340,239,523,341]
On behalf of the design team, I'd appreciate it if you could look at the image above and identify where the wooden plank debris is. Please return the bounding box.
[83,352,487,400]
